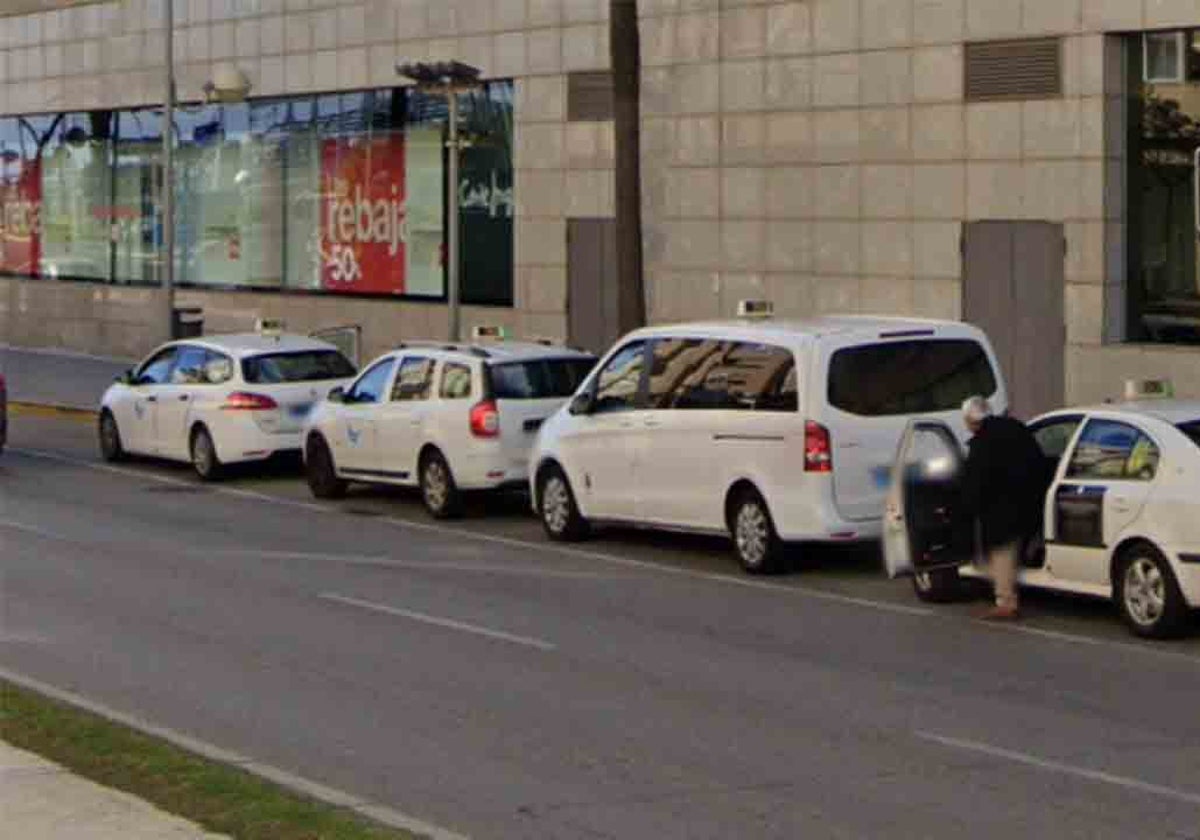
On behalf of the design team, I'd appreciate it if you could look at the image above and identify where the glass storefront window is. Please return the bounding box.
[1128,31,1200,344]
[0,81,515,306]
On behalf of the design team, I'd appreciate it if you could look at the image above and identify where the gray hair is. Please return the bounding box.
[961,395,992,424]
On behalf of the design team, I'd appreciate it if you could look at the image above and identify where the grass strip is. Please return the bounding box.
[1,679,423,840]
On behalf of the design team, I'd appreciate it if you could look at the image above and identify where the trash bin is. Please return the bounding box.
[172,306,204,339]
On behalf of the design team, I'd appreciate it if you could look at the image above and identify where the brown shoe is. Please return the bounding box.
[977,605,1020,621]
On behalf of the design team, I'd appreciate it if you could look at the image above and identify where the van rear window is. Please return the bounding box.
[828,339,997,417]
[490,357,596,400]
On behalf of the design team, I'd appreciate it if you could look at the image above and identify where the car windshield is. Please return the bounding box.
[490,357,596,400]
[242,350,356,384]
[1178,421,1200,448]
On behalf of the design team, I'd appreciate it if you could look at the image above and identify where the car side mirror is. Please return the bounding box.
[118,369,136,386]
[327,386,345,403]
[568,391,594,416]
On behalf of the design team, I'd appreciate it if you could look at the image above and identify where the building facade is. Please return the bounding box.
[0,0,1198,416]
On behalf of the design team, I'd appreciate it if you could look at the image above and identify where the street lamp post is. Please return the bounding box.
[161,0,176,342]
[396,61,483,343]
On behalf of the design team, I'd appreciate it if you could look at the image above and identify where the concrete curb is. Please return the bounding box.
[9,401,98,419]
[0,667,471,840]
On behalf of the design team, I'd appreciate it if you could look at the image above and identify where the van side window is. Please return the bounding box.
[649,339,796,412]
[593,341,646,413]
[827,339,996,416]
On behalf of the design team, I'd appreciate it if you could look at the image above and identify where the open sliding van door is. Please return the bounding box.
[883,420,974,603]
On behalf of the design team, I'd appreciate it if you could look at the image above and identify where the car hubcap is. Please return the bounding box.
[735,503,768,567]
[425,461,447,510]
[543,477,570,533]
[1124,557,1165,627]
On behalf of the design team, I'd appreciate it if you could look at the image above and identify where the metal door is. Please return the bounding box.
[962,221,1065,420]
[567,218,619,354]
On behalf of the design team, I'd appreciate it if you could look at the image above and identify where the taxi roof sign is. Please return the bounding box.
[737,299,774,319]
[1124,378,1174,401]
[256,317,286,339]
[472,325,507,341]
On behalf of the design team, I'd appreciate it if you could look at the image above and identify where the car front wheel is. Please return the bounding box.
[305,434,347,499]
[1116,545,1189,639]
[98,410,125,462]
[538,465,588,541]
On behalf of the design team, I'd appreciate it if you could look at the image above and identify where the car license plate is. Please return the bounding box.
[871,465,892,489]
[289,402,312,419]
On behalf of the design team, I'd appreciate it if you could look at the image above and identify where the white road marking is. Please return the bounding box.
[0,518,74,542]
[977,622,1103,646]
[11,446,934,618]
[320,593,557,651]
[0,666,470,840]
[915,731,1200,807]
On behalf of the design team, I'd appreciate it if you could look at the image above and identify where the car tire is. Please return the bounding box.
[98,410,126,462]
[911,567,961,603]
[538,465,589,542]
[1115,544,1190,640]
[419,449,463,519]
[305,434,347,500]
[189,425,224,482]
[729,488,782,575]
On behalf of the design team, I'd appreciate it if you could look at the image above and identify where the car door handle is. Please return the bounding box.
[178,394,190,402]
[146,395,157,403]
[409,419,422,426]
[643,419,661,428]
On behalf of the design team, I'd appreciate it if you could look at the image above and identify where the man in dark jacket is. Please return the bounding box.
[960,396,1046,620]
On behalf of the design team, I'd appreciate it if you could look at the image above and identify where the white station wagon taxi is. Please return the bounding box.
[99,328,357,479]
[885,389,1200,638]
[302,333,596,518]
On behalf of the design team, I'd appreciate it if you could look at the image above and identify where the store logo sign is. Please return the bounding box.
[0,157,42,275]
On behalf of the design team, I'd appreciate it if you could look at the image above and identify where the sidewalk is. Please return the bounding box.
[0,740,226,839]
[0,345,132,412]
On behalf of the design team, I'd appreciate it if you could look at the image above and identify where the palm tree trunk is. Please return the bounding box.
[610,0,645,332]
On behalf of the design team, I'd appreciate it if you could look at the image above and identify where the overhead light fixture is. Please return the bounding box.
[203,62,252,104]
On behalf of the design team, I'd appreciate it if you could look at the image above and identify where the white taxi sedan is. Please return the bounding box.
[302,339,595,518]
[885,400,1200,638]
[99,333,356,480]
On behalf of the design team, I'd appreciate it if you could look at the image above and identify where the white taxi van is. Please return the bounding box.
[530,302,1008,573]
[99,324,356,479]
[884,381,1200,638]
[302,329,596,518]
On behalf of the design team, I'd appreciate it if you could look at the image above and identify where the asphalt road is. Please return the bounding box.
[3,411,1200,839]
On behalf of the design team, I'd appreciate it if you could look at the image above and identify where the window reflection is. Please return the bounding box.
[0,82,515,306]
[1130,30,1200,344]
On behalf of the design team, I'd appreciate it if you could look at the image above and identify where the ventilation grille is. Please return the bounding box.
[965,38,1062,101]
[567,71,614,122]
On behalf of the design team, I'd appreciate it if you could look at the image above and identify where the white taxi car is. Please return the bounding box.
[99,331,356,480]
[302,336,596,518]
[884,393,1200,638]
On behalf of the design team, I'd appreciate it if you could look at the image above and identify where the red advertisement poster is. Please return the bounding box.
[0,156,42,276]
[320,135,408,294]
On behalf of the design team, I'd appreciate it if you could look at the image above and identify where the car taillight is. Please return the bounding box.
[221,391,279,411]
[804,420,832,473]
[470,400,500,437]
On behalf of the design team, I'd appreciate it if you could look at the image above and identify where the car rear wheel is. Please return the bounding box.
[538,465,588,541]
[98,410,125,462]
[305,435,346,500]
[1116,545,1189,639]
[189,425,223,482]
[729,488,782,575]
[420,449,462,519]
[911,567,961,603]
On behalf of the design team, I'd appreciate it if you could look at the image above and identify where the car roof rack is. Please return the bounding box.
[395,340,491,358]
